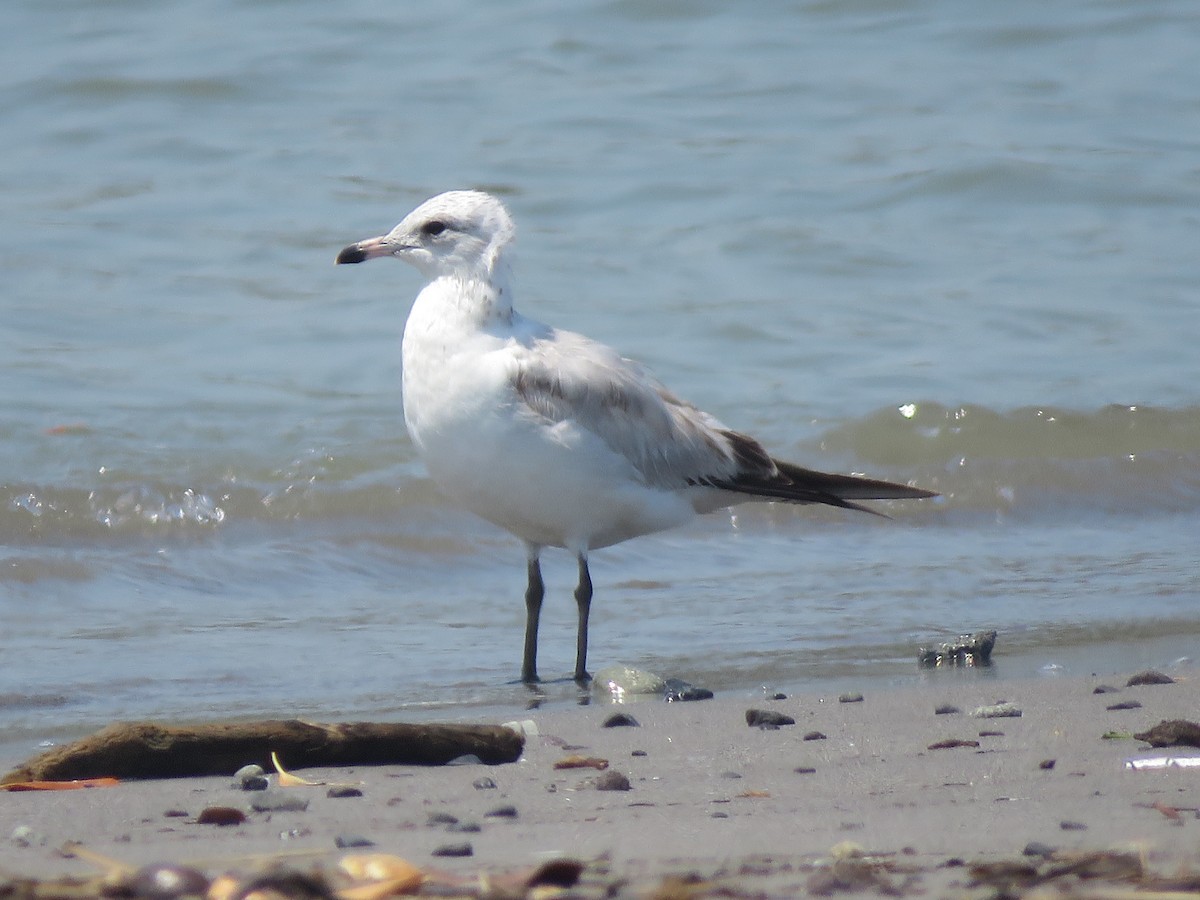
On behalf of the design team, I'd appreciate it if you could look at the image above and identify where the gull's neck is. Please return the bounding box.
[414,256,516,334]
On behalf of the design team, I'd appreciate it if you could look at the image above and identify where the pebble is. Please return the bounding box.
[935,704,961,715]
[1106,700,1142,711]
[663,678,714,701]
[234,763,265,783]
[971,702,1022,719]
[447,821,481,833]
[839,692,864,703]
[771,692,788,700]
[1023,841,1057,858]
[326,785,363,798]
[427,812,459,826]
[484,804,519,819]
[250,795,309,813]
[196,806,247,826]
[794,766,817,774]
[745,709,795,728]
[594,771,632,791]
[1039,759,1056,770]
[1126,670,1174,686]
[631,750,648,757]
[162,809,189,818]
[603,712,640,727]
[803,731,827,741]
[432,842,473,858]
[10,826,42,847]
[1092,684,1120,694]
[334,834,375,848]
[1060,821,1088,831]
[128,864,209,900]
[472,776,497,790]
[239,775,269,792]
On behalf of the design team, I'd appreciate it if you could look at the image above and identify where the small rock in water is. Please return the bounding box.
[603,712,640,727]
[250,794,309,813]
[327,785,363,798]
[594,771,632,791]
[839,692,864,703]
[590,664,665,698]
[663,678,713,701]
[432,842,473,858]
[745,709,795,728]
[971,702,1022,719]
[472,776,497,790]
[918,630,997,668]
[335,834,375,848]
[1127,670,1175,686]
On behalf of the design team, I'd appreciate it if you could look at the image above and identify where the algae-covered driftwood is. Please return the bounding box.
[1,719,524,784]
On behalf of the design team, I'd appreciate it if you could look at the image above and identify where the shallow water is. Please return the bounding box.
[3,0,1199,754]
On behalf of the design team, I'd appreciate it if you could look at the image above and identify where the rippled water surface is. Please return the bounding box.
[3,0,1199,756]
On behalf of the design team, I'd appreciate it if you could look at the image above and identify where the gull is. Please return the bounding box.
[336,190,935,684]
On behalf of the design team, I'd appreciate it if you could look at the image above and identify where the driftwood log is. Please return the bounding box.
[0,719,525,784]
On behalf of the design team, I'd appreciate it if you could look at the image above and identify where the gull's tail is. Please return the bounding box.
[711,459,937,517]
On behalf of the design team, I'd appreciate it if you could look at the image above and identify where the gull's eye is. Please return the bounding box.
[421,220,447,237]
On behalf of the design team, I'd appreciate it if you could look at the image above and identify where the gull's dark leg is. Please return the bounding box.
[522,552,544,684]
[573,554,593,683]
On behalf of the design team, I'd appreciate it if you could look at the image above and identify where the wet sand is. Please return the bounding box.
[2,671,1198,896]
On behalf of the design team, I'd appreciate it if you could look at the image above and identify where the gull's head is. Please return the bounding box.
[336,190,516,281]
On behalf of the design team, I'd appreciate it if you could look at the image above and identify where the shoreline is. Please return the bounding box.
[2,669,1199,895]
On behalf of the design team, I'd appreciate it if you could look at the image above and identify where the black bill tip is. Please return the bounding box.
[336,243,368,264]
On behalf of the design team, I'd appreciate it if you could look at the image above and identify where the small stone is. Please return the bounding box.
[631,749,648,757]
[472,776,497,790]
[326,785,363,798]
[163,809,189,818]
[745,709,795,728]
[664,678,714,701]
[129,864,209,900]
[603,712,640,727]
[239,776,269,792]
[1023,841,1056,858]
[1039,759,1056,770]
[978,730,1004,737]
[935,704,960,715]
[249,795,309,813]
[432,842,473,858]
[1093,684,1120,694]
[928,739,980,750]
[594,770,632,791]
[711,811,729,818]
[839,692,864,703]
[803,731,827,741]
[446,754,483,766]
[1106,700,1142,711]
[234,764,265,783]
[971,702,1022,719]
[484,804,519,819]
[772,692,788,700]
[720,771,743,779]
[1060,821,1087,831]
[196,807,247,826]
[426,812,459,826]
[335,834,375,848]
[794,766,816,774]
[10,826,41,847]
[1127,670,1174,686]
[447,821,481,833]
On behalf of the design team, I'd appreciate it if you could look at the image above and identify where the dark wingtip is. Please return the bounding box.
[336,243,367,264]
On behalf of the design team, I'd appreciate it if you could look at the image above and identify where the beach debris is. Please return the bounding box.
[663,677,714,701]
[1127,670,1175,686]
[195,806,246,826]
[838,692,864,703]
[1039,759,1056,770]
[795,766,817,774]
[446,821,480,833]
[1151,801,1184,822]
[1022,841,1056,858]
[594,770,632,791]
[1106,699,1143,710]
[9,825,44,847]
[934,704,960,715]
[554,754,609,770]
[1092,684,1120,694]
[591,664,666,699]
[745,709,795,728]
[426,812,458,826]
[804,730,827,741]
[927,739,980,750]
[1134,719,1200,748]
[737,789,771,799]
[1059,820,1087,830]
[978,730,1004,737]
[0,776,120,791]
[327,785,363,798]
[1102,730,1134,740]
[472,776,497,789]
[807,843,901,896]
[431,842,473,858]
[1125,754,1200,770]
[970,701,1022,718]
[603,712,640,727]
[484,804,518,819]
[917,630,996,668]
[0,720,524,784]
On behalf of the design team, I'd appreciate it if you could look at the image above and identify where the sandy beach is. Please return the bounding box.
[3,670,1199,897]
